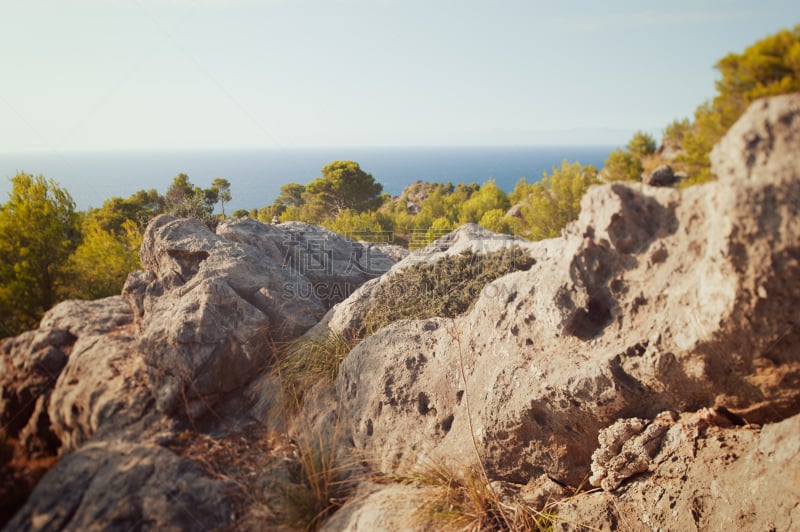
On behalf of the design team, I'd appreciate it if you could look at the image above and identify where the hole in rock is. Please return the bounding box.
[566,296,612,340]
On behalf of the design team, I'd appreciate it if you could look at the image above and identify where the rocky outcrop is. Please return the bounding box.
[558,410,800,531]
[334,93,800,504]
[5,436,233,531]
[0,297,139,457]
[0,216,398,529]
[124,216,395,416]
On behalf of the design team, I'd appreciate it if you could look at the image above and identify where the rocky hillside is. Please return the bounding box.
[1,94,799,531]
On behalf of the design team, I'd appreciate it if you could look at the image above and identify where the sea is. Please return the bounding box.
[0,146,614,212]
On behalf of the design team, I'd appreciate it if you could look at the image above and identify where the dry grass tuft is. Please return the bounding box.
[273,420,360,531]
[275,331,358,411]
[396,460,558,532]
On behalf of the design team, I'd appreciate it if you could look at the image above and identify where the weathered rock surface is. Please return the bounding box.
[558,411,800,531]
[2,94,799,531]
[335,93,800,497]
[0,297,138,457]
[5,437,233,531]
[125,216,395,416]
[589,411,677,491]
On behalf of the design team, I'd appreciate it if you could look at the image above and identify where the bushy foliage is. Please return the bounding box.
[276,169,516,247]
[278,331,357,407]
[64,218,142,300]
[510,161,598,241]
[304,161,384,219]
[274,417,357,531]
[88,189,166,233]
[603,149,643,182]
[662,118,691,147]
[166,173,219,219]
[676,24,800,183]
[0,172,209,337]
[400,460,558,531]
[363,248,535,334]
[322,209,393,243]
[457,179,510,224]
[626,131,657,158]
[210,177,232,216]
[477,208,512,234]
[0,173,80,336]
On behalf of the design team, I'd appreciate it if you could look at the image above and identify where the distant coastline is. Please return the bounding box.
[0,146,614,212]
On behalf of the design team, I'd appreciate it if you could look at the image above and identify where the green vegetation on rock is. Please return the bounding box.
[0,171,232,336]
[667,24,800,184]
[363,247,535,335]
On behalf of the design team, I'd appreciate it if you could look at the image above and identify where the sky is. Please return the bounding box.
[0,0,796,152]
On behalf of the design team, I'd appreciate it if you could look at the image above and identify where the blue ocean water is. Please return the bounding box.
[0,146,614,212]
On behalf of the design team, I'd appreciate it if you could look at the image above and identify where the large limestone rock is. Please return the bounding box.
[643,164,682,187]
[5,437,233,531]
[335,93,800,491]
[2,95,799,530]
[0,297,155,528]
[0,297,139,457]
[558,411,800,530]
[124,216,395,415]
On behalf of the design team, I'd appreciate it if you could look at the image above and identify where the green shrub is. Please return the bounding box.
[677,25,800,183]
[363,248,535,335]
[603,149,643,182]
[510,162,598,241]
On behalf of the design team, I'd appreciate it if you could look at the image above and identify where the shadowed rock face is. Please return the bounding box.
[335,94,800,492]
[4,438,233,532]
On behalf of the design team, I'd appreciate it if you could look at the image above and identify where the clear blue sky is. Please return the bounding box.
[0,0,796,152]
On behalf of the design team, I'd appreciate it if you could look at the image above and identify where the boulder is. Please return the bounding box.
[3,95,800,530]
[0,297,153,527]
[557,411,800,531]
[643,164,681,187]
[321,483,431,532]
[710,92,800,185]
[4,438,233,531]
[47,320,150,454]
[1,215,399,528]
[335,94,800,489]
[0,297,136,455]
[125,216,396,416]
[506,203,524,218]
[218,219,396,304]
